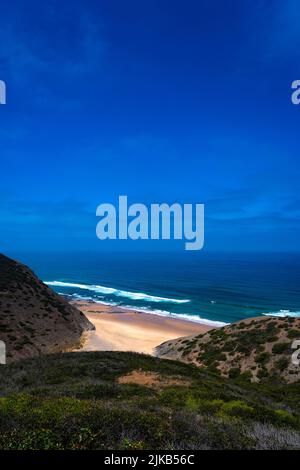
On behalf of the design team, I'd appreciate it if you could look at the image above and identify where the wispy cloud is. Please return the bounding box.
[0,5,107,110]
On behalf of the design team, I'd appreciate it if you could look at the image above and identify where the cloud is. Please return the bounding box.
[206,188,300,222]
[0,4,107,109]
[0,199,94,229]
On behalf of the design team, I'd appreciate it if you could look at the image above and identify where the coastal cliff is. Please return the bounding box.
[0,254,94,362]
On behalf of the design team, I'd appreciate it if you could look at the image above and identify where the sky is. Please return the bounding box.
[0,0,300,254]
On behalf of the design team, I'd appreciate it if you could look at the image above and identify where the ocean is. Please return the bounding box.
[13,251,300,327]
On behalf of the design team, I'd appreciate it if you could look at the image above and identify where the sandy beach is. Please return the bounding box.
[73,301,213,356]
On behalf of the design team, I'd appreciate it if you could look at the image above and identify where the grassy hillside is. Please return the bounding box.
[156,316,300,384]
[0,351,299,450]
[0,254,94,362]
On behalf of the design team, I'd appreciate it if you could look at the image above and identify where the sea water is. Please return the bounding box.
[13,251,300,327]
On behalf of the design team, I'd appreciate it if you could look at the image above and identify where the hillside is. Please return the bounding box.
[0,254,299,450]
[0,351,299,450]
[0,254,94,362]
[156,316,300,384]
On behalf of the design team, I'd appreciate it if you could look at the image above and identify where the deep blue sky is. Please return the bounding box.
[0,0,299,253]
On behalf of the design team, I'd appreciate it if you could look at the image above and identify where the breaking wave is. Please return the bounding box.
[45,280,190,304]
[262,309,300,318]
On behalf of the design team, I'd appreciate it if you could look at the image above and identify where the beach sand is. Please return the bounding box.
[73,301,213,356]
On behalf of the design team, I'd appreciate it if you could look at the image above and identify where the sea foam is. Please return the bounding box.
[54,288,226,327]
[45,281,190,304]
[63,293,227,327]
[262,309,300,318]
[121,305,228,327]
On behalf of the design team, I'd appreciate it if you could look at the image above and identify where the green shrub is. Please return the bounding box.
[274,410,297,426]
[287,329,300,340]
[239,371,253,382]
[220,400,255,419]
[120,438,146,450]
[228,367,240,379]
[275,358,289,371]
[255,352,270,364]
[272,342,290,354]
[197,399,224,414]
[257,368,268,379]
[185,396,199,411]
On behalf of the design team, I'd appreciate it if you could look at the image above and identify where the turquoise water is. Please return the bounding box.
[13,252,300,326]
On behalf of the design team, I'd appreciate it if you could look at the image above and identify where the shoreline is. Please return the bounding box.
[72,300,215,356]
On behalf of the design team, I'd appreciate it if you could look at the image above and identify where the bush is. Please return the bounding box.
[272,343,290,354]
[228,368,240,379]
[287,329,300,340]
[274,410,297,427]
[239,371,253,382]
[255,352,270,364]
[220,400,255,419]
[275,358,289,371]
[197,399,224,414]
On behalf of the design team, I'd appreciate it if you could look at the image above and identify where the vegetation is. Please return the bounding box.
[0,254,93,362]
[157,316,300,383]
[0,351,299,450]
[1,254,300,449]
